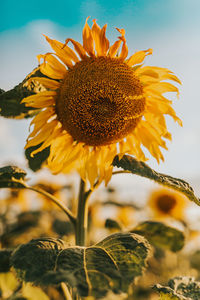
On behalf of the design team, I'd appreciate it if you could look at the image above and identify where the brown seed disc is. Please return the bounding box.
[156,195,177,213]
[56,56,145,146]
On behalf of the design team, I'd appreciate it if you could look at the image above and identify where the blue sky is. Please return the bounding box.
[0,0,200,195]
[1,0,179,30]
[1,0,199,32]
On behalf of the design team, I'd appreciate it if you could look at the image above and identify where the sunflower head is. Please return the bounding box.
[148,188,187,220]
[23,17,182,187]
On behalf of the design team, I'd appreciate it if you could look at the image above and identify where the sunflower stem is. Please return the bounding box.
[25,185,76,227]
[75,179,89,246]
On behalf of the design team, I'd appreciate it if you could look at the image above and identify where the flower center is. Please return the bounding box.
[156,195,177,213]
[56,56,145,146]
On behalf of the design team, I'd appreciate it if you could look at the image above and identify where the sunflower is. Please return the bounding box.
[22,18,182,187]
[148,188,187,220]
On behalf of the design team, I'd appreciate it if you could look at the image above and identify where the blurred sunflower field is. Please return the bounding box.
[1,1,200,299]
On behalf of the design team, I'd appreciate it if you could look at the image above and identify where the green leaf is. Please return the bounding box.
[11,238,68,284]
[25,144,50,172]
[0,249,13,272]
[154,277,200,300]
[105,218,122,230]
[190,250,200,271]
[11,233,152,298]
[113,155,200,206]
[0,68,48,119]
[0,166,27,189]
[132,221,185,252]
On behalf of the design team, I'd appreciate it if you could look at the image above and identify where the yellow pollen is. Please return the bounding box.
[56,56,145,146]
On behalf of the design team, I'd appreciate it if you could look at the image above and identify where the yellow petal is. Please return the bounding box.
[145,82,179,97]
[126,134,148,162]
[82,17,95,57]
[30,107,54,127]
[144,112,170,138]
[104,167,113,186]
[109,39,122,58]
[27,77,61,90]
[136,123,165,162]
[116,28,128,60]
[118,139,131,159]
[99,24,109,56]
[161,73,182,84]
[119,40,128,60]
[31,126,63,155]
[38,53,66,79]
[86,150,98,187]
[48,135,74,172]
[22,91,56,108]
[91,19,101,56]
[26,120,58,149]
[63,147,82,169]
[29,109,56,138]
[44,35,79,65]
[146,100,182,126]
[65,38,87,59]
[126,48,153,67]
[136,66,181,84]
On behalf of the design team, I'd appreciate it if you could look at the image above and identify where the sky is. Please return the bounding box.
[0,0,200,196]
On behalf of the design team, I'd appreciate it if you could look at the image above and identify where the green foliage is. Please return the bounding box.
[113,155,200,206]
[105,218,122,230]
[0,166,27,189]
[0,85,35,119]
[0,68,48,119]
[190,250,200,271]
[25,144,50,172]
[0,250,13,272]
[154,277,200,300]
[132,221,185,252]
[11,233,151,298]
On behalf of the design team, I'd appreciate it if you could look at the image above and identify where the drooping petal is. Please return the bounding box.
[43,36,73,68]
[146,99,183,126]
[118,139,131,160]
[25,120,59,150]
[61,143,83,173]
[22,91,56,108]
[109,39,122,58]
[29,108,56,138]
[116,28,128,60]
[27,77,61,90]
[145,82,180,97]
[136,66,182,84]
[44,35,79,64]
[136,123,166,162]
[85,149,99,187]
[38,53,67,79]
[65,38,87,59]
[48,135,74,173]
[126,48,153,67]
[126,134,148,162]
[31,125,63,155]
